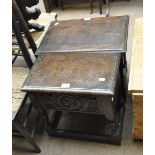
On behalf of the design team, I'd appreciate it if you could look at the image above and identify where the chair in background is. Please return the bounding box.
[99,0,106,14]
[43,0,108,15]
[12,0,41,152]
[55,0,108,15]
[12,0,55,65]
[52,0,94,14]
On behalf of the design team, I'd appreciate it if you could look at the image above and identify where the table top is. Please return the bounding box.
[36,16,129,54]
[22,52,121,95]
[128,18,143,93]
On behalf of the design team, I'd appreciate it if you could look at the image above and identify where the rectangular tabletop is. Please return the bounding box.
[36,16,129,54]
[22,52,121,95]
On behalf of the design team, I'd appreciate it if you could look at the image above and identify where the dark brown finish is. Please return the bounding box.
[133,94,143,139]
[90,0,93,14]
[43,0,51,12]
[33,94,116,120]
[42,0,54,12]
[44,0,96,14]
[22,52,125,144]
[22,53,120,95]
[99,0,109,15]
[36,16,129,54]
[27,74,125,144]
[57,0,95,14]
[99,0,102,14]
[20,14,129,144]
[46,107,125,145]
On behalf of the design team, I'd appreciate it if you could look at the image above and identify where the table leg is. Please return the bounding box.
[50,110,62,129]
[60,0,64,10]
[99,0,102,14]
[28,93,52,131]
[119,54,127,101]
[43,0,50,13]
[105,0,110,17]
[90,0,93,14]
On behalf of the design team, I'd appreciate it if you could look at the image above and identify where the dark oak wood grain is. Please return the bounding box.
[36,16,129,54]
[22,53,121,95]
[19,16,128,145]
[22,52,125,144]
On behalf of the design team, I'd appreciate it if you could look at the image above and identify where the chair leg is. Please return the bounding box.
[13,119,41,153]
[60,0,64,10]
[90,0,93,14]
[43,0,50,12]
[99,0,102,14]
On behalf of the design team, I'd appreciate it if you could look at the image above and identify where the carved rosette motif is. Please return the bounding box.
[38,93,101,114]
[57,95,81,110]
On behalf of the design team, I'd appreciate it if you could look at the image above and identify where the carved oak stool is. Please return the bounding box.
[22,52,125,145]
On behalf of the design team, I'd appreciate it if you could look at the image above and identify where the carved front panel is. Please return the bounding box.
[37,93,115,121]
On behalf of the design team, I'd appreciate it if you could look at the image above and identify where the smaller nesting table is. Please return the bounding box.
[22,52,126,144]
[36,16,129,54]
